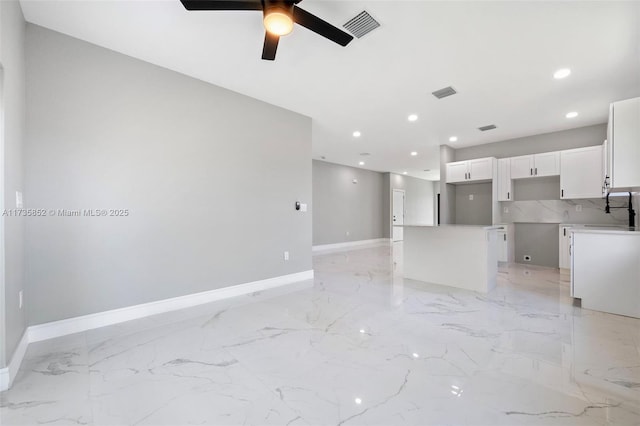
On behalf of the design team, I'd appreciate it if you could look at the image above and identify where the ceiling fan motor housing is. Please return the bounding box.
[263,1,294,18]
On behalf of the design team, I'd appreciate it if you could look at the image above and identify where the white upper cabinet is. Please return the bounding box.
[446,157,495,184]
[510,155,534,179]
[533,151,560,177]
[446,161,470,183]
[560,146,604,199]
[607,97,640,190]
[510,152,560,179]
[497,158,512,201]
[468,158,494,181]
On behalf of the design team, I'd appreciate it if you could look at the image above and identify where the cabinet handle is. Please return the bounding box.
[564,228,566,237]
[469,172,471,180]
[507,191,510,200]
[504,234,507,241]
[530,168,533,176]
[561,189,564,197]
[535,167,538,175]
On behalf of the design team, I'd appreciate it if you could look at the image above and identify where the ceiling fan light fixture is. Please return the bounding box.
[264,9,294,36]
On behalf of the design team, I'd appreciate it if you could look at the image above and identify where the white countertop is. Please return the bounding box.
[571,227,638,235]
[402,224,504,230]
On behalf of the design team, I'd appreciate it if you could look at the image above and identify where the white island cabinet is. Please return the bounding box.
[403,225,501,293]
[572,228,640,318]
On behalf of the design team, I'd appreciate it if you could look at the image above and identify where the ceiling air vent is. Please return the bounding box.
[432,86,457,99]
[478,124,497,131]
[343,11,380,39]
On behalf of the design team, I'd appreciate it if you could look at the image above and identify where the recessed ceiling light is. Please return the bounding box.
[410,151,418,156]
[353,131,361,138]
[566,111,578,119]
[354,398,362,405]
[359,161,365,166]
[403,171,408,175]
[449,136,458,142]
[408,114,418,122]
[554,68,571,79]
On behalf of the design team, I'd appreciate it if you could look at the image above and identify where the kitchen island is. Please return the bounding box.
[403,225,502,293]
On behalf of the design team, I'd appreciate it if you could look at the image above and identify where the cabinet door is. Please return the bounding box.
[497,158,512,201]
[559,226,571,269]
[611,97,640,188]
[560,146,603,199]
[534,151,560,177]
[468,158,493,181]
[497,231,508,262]
[446,161,468,183]
[510,155,534,179]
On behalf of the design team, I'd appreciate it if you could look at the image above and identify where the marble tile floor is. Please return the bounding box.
[1,242,639,425]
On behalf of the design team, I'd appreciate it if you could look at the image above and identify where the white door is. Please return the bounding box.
[392,189,405,241]
[446,161,468,183]
[510,155,534,179]
[467,158,493,181]
[533,151,560,177]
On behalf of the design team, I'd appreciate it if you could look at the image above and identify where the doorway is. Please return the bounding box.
[392,189,405,241]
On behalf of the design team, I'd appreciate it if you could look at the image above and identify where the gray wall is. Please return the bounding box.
[455,183,493,226]
[0,0,27,368]
[455,124,607,161]
[388,173,436,225]
[25,25,312,325]
[515,224,559,268]
[312,160,384,245]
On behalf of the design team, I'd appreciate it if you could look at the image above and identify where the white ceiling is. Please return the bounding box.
[20,0,640,180]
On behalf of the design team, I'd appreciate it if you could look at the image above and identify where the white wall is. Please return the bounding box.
[25,25,312,325]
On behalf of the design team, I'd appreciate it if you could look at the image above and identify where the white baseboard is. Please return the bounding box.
[312,238,390,253]
[0,330,29,392]
[1,270,313,391]
[29,270,314,343]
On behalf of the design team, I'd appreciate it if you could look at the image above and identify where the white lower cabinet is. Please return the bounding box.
[559,225,573,271]
[497,230,508,262]
[572,230,640,318]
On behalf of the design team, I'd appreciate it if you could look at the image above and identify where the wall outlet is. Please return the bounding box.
[503,207,509,214]
[19,290,23,309]
[575,204,582,212]
[284,251,289,261]
[523,255,532,262]
[16,191,23,209]
[300,203,308,212]
[469,194,474,201]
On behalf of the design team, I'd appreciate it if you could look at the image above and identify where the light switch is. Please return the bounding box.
[300,203,308,212]
[16,191,23,208]
[469,194,474,201]
[575,204,582,212]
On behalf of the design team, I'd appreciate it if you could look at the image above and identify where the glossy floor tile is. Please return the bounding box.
[2,242,639,425]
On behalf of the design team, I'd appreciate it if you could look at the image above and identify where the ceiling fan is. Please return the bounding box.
[180,0,354,60]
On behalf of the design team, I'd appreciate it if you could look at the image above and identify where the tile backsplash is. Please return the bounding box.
[500,197,635,225]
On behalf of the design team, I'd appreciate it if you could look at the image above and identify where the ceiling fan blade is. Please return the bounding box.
[180,0,263,11]
[292,6,354,46]
[262,32,280,60]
